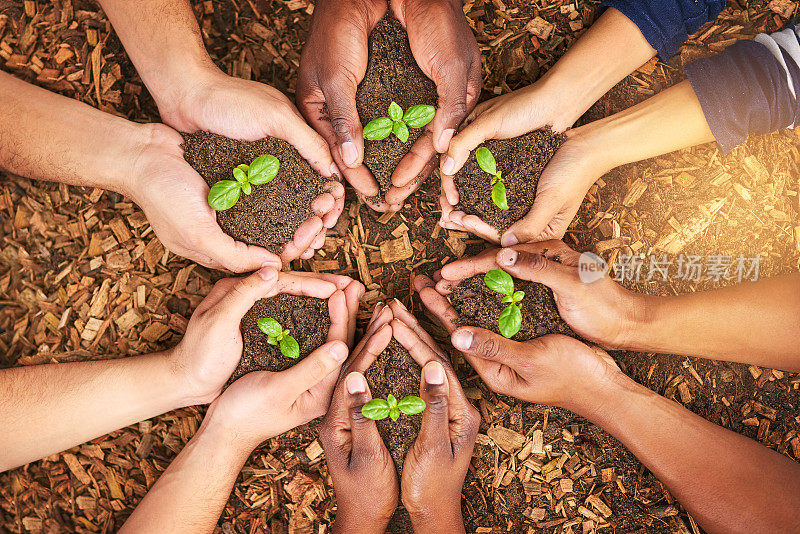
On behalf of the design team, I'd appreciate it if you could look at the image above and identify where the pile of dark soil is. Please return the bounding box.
[448,273,573,340]
[364,339,422,534]
[454,128,565,234]
[233,294,330,382]
[181,131,325,254]
[356,14,438,196]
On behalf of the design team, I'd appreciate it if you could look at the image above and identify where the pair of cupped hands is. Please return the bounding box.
[166,239,638,531]
[126,0,609,274]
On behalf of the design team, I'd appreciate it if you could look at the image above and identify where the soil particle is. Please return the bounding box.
[454,128,566,234]
[356,14,438,196]
[448,273,573,341]
[181,131,326,254]
[235,294,330,382]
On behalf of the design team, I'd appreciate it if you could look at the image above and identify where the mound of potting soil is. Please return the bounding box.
[356,14,438,197]
[448,273,573,341]
[233,294,330,383]
[181,131,326,255]
[453,128,565,234]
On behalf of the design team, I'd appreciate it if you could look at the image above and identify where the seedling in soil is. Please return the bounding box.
[476,147,508,211]
[257,317,300,359]
[208,154,280,211]
[484,269,524,338]
[362,394,426,421]
[362,101,435,143]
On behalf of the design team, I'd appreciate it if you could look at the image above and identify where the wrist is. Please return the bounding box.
[333,507,392,534]
[409,504,465,534]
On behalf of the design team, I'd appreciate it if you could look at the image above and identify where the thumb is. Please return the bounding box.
[417,361,450,446]
[451,326,523,368]
[214,266,279,320]
[278,340,349,398]
[500,191,563,247]
[439,113,498,177]
[274,115,338,178]
[343,372,385,457]
[321,79,363,168]
[495,249,580,297]
[430,67,469,153]
[202,229,281,273]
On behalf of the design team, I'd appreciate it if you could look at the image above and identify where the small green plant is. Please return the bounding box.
[484,269,524,338]
[476,147,508,210]
[208,154,280,211]
[361,394,426,421]
[362,101,435,143]
[257,317,300,359]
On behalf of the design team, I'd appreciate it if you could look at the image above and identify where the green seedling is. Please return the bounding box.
[476,147,508,210]
[361,394,426,421]
[484,269,524,338]
[208,154,280,211]
[362,101,435,143]
[257,317,300,360]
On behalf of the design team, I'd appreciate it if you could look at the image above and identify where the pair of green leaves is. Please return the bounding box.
[361,393,426,421]
[484,269,524,339]
[363,101,436,143]
[208,154,280,211]
[476,147,508,211]
[257,317,300,360]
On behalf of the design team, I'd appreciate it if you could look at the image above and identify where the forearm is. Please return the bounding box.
[574,80,715,171]
[120,408,252,534]
[96,0,216,118]
[0,351,190,471]
[0,71,146,193]
[629,274,800,370]
[577,374,800,534]
[535,7,656,130]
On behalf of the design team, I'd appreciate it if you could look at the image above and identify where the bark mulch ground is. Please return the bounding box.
[1,1,799,533]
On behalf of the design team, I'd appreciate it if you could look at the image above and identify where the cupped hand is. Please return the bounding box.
[382,0,482,210]
[429,240,646,349]
[320,305,398,534]
[413,274,622,412]
[153,68,345,260]
[296,0,390,211]
[438,88,611,245]
[386,300,479,533]
[171,268,362,406]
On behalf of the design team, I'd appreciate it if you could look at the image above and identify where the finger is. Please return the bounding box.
[347,322,392,374]
[300,248,315,260]
[273,272,338,299]
[388,130,437,189]
[441,171,459,206]
[430,65,469,153]
[458,214,501,243]
[451,326,523,368]
[274,114,338,178]
[320,79,363,168]
[212,266,279,320]
[495,249,580,295]
[439,248,502,282]
[326,290,349,344]
[310,192,336,217]
[440,113,499,177]
[322,181,346,228]
[344,372,385,457]
[413,277,460,333]
[343,280,365,346]
[501,192,564,247]
[311,228,326,250]
[200,229,282,273]
[193,276,239,314]
[417,361,450,446]
[278,340,349,398]
[387,300,447,358]
[290,271,355,290]
[282,216,324,263]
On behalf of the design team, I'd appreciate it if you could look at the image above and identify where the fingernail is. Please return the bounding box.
[341,142,358,167]
[257,265,277,280]
[329,162,341,177]
[452,329,474,351]
[441,155,456,175]
[501,232,519,247]
[498,248,518,267]
[424,362,445,385]
[437,129,455,153]
[346,373,366,394]
[330,342,349,362]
